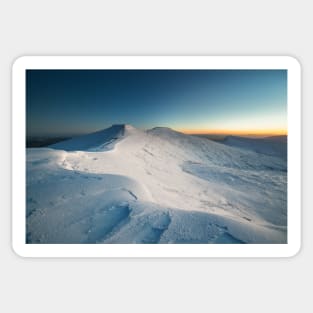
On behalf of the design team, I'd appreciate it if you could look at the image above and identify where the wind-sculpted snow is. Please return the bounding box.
[182,161,287,226]
[26,125,287,244]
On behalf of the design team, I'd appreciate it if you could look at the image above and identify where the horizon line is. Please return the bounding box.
[177,128,287,136]
[27,126,288,138]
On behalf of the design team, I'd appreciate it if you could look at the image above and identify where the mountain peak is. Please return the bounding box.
[148,126,183,136]
[50,124,136,152]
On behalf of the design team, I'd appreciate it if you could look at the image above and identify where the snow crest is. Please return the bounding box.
[49,124,136,152]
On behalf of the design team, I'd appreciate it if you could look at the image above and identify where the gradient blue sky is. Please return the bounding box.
[26,69,287,136]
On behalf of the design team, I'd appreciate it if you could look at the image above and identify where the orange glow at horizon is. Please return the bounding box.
[178,128,287,136]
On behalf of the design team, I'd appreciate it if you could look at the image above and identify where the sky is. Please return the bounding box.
[26,69,287,137]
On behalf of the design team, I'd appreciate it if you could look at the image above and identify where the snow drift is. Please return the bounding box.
[26,124,287,244]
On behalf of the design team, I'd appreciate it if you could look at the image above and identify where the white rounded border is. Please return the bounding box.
[12,56,301,258]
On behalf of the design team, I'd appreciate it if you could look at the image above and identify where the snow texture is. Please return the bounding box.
[26,125,287,244]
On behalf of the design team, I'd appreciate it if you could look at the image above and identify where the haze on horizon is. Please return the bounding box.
[26,69,287,137]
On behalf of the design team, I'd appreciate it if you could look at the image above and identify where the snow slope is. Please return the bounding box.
[26,125,287,244]
[222,135,287,160]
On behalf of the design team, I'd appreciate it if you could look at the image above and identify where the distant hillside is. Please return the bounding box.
[26,136,71,148]
[222,135,287,159]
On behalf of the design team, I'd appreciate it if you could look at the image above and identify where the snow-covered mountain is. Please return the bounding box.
[26,124,287,244]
